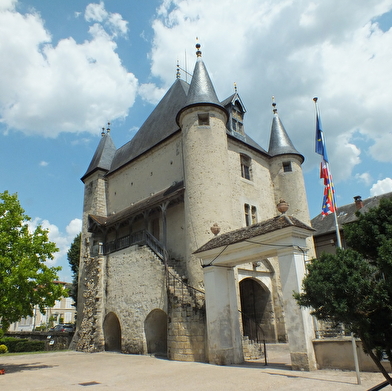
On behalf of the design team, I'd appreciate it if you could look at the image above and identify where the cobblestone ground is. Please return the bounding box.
[0,350,388,391]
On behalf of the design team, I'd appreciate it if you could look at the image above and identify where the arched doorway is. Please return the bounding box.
[103,312,121,352]
[239,278,276,342]
[144,309,167,356]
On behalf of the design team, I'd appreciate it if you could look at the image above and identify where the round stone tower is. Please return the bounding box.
[176,44,233,288]
[268,100,315,258]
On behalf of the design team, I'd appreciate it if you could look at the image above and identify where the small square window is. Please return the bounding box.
[283,161,292,172]
[198,114,209,126]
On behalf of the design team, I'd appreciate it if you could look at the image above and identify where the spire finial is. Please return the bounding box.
[196,37,202,57]
[106,122,111,133]
[101,127,105,137]
[176,60,180,79]
[272,96,278,114]
[234,82,237,93]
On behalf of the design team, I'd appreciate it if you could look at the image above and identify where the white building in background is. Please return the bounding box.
[9,282,76,332]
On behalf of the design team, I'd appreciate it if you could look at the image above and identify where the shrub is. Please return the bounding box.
[14,340,45,352]
[0,338,29,352]
[0,344,8,354]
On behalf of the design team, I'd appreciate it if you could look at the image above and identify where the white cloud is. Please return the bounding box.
[66,218,82,237]
[85,1,108,23]
[370,178,392,196]
[355,172,373,186]
[148,0,392,181]
[138,83,166,105]
[0,2,136,137]
[27,217,82,281]
[39,161,48,167]
[0,0,16,11]
[85,1,128,37]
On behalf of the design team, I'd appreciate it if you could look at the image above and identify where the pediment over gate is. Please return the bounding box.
[194,214,315,267]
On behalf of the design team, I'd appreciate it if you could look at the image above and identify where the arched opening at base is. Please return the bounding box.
[240,278,276,342]
[103,312,122,352]
[144,309,167,356]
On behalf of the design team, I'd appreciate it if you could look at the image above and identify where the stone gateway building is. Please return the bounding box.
[74,45,317,370]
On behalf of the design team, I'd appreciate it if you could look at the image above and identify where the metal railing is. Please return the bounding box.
[102,230,164,260]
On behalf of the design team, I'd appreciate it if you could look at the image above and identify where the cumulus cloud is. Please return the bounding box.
[138,83,166,105]
[85,1,128,37]
[370,178,392,196]
[148,0,392,182]
[0,2,137,137]
[355,172,373,186]
[39,161,49,167]
[27,217,82,280]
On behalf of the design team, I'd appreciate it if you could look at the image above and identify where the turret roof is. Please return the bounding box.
[268,109,304,162]
[81,131,116,182]
[176,51,227,124]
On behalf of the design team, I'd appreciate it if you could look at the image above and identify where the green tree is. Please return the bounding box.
[67,233,81,307]
[0,191,64,334]
[295,197,392,384]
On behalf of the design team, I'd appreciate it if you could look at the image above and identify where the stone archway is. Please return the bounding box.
[103,312,121,352]
[239,278,276,342]
[144,309,167,356]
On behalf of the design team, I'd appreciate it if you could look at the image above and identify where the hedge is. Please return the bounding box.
[0,337,44,353]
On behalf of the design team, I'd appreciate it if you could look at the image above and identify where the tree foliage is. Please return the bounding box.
[295,196,392,383]
[67,233,81,307]
[0,191,64,333]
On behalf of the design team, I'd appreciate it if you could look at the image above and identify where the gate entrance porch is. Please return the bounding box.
[195,214,317,370]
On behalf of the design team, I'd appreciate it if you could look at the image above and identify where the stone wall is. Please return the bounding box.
[313,338,390,372]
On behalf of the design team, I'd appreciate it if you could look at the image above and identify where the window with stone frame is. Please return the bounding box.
[283,161,292,172]
[240,154,252,180]
[244,204,257,226]
[198,113,210,126]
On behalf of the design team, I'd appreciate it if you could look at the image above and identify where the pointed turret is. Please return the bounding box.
[177,43,227,123]
[81,126,116,182]
[177,43,232,288]
[268,99,303,163]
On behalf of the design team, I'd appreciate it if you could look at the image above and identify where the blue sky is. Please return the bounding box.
[1,0,392,282]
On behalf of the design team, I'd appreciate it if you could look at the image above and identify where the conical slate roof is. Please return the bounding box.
[81,132,116,182]
[176,53,227,124]
[268,111,304,162]
[185,57,222,107]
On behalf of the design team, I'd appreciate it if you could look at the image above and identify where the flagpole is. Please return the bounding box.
[313,98,342,249]
[313,98,360,385]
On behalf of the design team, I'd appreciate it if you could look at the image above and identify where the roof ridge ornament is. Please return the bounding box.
[272,96,278,114]
[196,37,202,57]
[176,60,180,79]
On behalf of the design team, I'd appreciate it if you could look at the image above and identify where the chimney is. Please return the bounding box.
[354,196,364,210]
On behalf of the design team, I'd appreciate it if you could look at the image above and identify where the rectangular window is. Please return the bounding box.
[283,161,292,172]
[251,206,257,224]
[244,204,251,226]
[198,113,210,126]
[240,154,251,180]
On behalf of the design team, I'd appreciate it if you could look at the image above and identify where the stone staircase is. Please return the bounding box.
[242,336,264,360]
[165,258,206,362]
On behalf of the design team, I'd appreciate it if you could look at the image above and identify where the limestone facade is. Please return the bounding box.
[74,48,316,366]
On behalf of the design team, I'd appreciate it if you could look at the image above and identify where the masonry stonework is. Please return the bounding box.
[74,47,316,369]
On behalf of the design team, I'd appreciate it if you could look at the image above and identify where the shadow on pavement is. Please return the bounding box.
[1,362,56,374]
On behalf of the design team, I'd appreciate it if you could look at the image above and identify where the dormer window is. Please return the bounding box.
[198,113,209,126]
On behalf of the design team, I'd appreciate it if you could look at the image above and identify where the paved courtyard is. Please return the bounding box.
[0,348,388,390]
